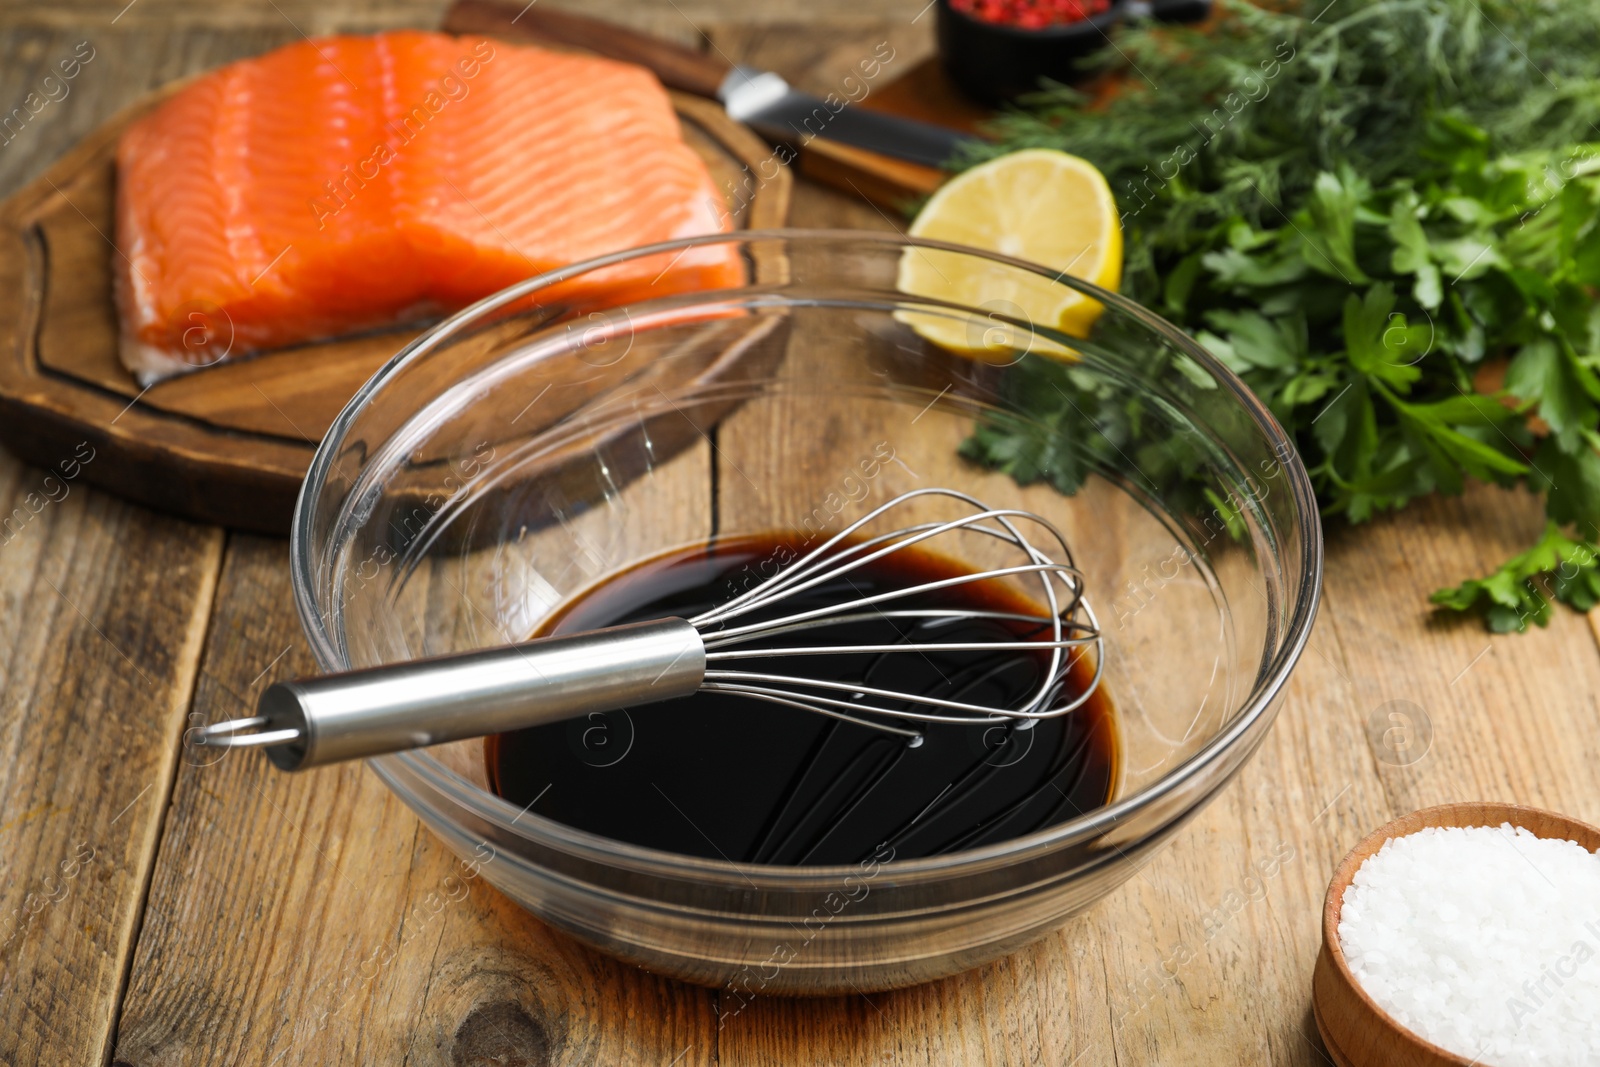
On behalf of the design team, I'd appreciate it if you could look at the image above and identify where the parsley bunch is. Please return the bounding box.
[958,0,1600,630]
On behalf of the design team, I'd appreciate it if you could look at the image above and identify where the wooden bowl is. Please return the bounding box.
[1312,801,1600,1067]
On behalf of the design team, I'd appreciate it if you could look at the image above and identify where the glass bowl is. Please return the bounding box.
[291,230,1321,994]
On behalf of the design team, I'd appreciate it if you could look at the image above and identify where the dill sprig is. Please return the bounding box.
[965,0,1600,303]
[957,0,1600,629]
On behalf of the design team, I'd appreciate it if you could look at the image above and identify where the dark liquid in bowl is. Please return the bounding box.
[486,535,1118,866]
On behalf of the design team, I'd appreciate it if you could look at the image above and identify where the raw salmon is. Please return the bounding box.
[115,32,741,381]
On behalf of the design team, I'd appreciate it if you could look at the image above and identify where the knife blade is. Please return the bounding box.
[718,65,974,169]
[442,0,976,169]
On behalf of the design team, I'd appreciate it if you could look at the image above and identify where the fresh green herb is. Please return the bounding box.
[1431,521,1600,631]
[956,0,1600,630]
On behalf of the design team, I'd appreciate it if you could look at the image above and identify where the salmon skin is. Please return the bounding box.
[115,32,742,382]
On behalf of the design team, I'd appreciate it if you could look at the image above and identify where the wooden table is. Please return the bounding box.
[4,4,1598,1065]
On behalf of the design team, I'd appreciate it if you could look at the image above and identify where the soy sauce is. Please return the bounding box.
[486,534,1118,866]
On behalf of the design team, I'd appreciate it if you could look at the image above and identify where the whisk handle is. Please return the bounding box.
[254,618,706,771]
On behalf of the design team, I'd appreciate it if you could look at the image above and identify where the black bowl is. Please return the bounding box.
[937,0,1211,106]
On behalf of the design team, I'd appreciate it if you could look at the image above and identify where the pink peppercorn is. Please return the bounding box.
[951,0,1112,28]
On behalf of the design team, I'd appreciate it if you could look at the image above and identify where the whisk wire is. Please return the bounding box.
[696,496,1081,629]
[196,487,1106,770]
[694,608,1094,651]
[698,562,1088,644]
[689,489,1093,732]
[690,489,1100,731]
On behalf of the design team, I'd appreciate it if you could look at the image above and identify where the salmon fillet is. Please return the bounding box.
[115,32,741,381]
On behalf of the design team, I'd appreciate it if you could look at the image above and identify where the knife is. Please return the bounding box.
[441,0,977,169]
[715,65,972,169]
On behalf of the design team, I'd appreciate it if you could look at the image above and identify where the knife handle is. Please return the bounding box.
[442,0,732,99]
[1144,0,1213,23]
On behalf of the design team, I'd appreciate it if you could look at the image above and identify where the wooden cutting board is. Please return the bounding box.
[0,84,789,534]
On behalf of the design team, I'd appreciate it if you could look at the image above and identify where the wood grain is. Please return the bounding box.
[4,6,1600,1067]
[0,451,223,1065]
[1075,479,1600,1067]
[112,443,720,1066]
[0,25,247,1067]
[445,0,733,97]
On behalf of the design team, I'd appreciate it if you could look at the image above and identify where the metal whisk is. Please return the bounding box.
[198,489,1103,771]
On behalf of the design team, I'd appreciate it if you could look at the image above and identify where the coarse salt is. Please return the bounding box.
[1338,823,1600,1065]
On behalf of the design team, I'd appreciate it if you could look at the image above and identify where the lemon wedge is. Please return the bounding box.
[898,149,1122,361]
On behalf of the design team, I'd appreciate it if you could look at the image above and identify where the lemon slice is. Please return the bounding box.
[898,148,1122,361]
